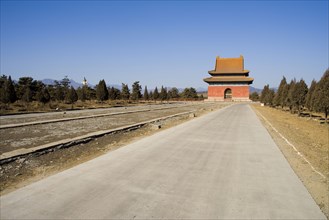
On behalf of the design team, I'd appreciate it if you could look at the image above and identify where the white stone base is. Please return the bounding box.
[205,97,251,102]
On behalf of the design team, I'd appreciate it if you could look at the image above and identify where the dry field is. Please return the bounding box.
[252,104,329,218]
[0,100,155,115]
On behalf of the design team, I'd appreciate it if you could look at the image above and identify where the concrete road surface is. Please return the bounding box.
[0,104,325,219]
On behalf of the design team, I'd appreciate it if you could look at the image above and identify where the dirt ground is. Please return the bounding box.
[0,104,226,196]
[252,104,329,218]
[0,103,212,154]
[0,100,158,116]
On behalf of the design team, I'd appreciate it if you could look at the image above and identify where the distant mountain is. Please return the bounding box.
[249,86,262,94]
[42,78,56,85]
[42,78,126,90]
[249,86,277,94]
[109,84,122,90]
[42,78,95,89]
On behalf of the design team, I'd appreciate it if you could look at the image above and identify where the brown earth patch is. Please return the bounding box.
[252,104,329,219]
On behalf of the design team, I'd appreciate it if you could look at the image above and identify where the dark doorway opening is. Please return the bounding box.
[224,88,232,99]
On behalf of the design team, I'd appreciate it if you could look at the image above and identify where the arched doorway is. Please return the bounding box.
[224,88,232,99]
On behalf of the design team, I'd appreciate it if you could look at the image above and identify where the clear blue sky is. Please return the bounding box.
[1,0,328,90]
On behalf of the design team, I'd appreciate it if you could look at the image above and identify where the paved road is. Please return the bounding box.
[0,104,325,219]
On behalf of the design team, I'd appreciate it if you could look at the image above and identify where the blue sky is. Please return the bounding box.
[1,0,328,90]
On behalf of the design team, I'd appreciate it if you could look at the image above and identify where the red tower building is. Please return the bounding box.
[204,55,254,101]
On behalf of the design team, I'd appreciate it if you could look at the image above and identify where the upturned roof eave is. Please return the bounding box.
[203,77,254,84]
[208,70,250,75]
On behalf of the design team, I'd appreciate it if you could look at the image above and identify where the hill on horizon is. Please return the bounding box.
[41,78,264,93]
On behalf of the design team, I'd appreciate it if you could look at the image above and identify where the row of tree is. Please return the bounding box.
[252,69,329,119]
[0,76,201,105]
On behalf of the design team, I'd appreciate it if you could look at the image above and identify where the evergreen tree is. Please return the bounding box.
[66,86,78,108]
[54,80,65,101]
[60,76,71,100]
[77,85,88,102]
[159,86,168,101]
[305,80,317,111]
[1,76,17,103]
[143,86,149,100]
[87,87,97,100]
[153,87,159,100]
[131,81,142,101]
[260,84,270,104]
[273,76,287,107]
[96,80,109,101]
[46,84,56,101]
[249,92,260,102]
[0,76,6,103]
[22,87,33,103]
[281,83,290,108]
[149,91,153,100]
[292,79,308,115]
[108,87,116,100]
[36,87,51,104]
[286,79,296,112]
[114,87,121,100]
[17,77,34,100]
[261,85,274,106]
[0,75,6,88]
[267,89,275,106]
[121,83,130,100]
[312,69,329,120]
[168,87,180,99]
[61,76,70,89]
[108,87,121,100]
[181,87,198,99]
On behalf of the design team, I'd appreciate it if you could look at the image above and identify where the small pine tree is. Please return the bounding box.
[168,87,179,99]
[261,85,274,106]
[286,79,296,112]
[292,79,308,115]
[181,87,198,99]
[153,87,159,100]
[66,86,78,108]
[131,81,142,101]
[96,80,109,101]
[249,91,260,102]
[273,76,287,107]
[121,83,130,100]
[260,84,269,104]
[143,86,149,100]
[149,91,153,100]
[17,77,34,100]
[305,80,317,111]
[108,87,116,100]
[312,69,329,120]
[37,87,51,104]
[281,83,290,108]
[159,86,168,101]
[1,76,17,103]
[54,80,65,101]
[77,85,88,102]
[22,87,33,103]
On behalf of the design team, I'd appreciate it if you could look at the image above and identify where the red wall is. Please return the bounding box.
[208,86,250,100]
